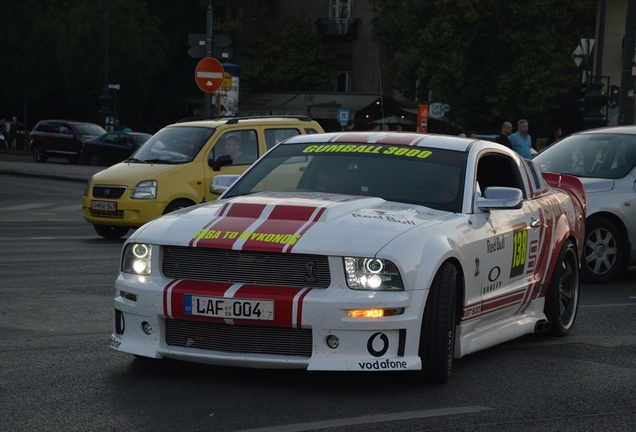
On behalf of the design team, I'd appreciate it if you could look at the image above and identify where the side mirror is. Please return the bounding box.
[210,174,240,195]
[476,187,523,210]
[209,154,233,171]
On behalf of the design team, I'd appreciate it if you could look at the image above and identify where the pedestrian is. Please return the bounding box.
[382,123,390,131]
[509,119,532,158]
[113,119,123,131]
[495,122,513,148]
[8,117,19,151]
[394,125,403,132]
[467,131,476,138]
[0,119,7,150]
[544,125,562,147]
[344,120,356,131]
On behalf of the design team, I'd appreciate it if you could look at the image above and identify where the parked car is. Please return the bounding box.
[533,126,636,283]
[109,131,585,383]
[82,116,324,239]
[80,131,152,166]
[29,120,106,164]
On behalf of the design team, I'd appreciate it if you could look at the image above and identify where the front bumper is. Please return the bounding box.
[110,273,427,372]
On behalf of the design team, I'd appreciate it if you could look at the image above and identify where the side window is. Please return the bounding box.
[102,133,119,144]
[42,121,59,133]
[264,128,301,150]
[211,130,258,165]
[59,123,72,134]
[476,154,525,198]
[305,128,320,134]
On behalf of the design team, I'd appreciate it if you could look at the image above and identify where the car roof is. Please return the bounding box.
[282,131,477,152]
[172,116,318,127]
[575,125,636,135]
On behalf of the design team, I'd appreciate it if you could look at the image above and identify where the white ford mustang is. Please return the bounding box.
[110,131,586,383]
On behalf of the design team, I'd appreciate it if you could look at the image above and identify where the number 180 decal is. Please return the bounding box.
[510,228,527,277]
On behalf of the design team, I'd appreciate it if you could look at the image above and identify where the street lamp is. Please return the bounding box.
[98,0,114,130]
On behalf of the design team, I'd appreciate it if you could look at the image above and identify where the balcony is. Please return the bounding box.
[315,18,360,41]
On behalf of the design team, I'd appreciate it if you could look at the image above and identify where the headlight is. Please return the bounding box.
[343,257,403,291]
[122,243,152,275]
[131,180,157,199]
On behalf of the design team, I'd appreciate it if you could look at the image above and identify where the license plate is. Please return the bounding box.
[91,200,117,211]
[184,295,274,321]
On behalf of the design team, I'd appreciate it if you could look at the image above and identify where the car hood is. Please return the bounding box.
[131,192,452,257]
[578,177,615,193]
[90,161,180,185]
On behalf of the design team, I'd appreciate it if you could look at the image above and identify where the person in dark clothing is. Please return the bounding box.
[495,121,513,148]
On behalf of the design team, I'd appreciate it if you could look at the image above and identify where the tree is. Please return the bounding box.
[368,0,596,129]
[216,0,335,94]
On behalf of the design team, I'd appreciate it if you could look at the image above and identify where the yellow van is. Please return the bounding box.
[82,116,324,238]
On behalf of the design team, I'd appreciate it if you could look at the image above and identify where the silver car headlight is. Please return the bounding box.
[131,180,157,199]
[344,257,403,291]
[122,243,152,275]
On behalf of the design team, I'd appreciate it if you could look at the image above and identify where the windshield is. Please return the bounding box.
[534,133,636,179]
[75,123,107,136]
[224,141,467,213]
[133,126,214,164]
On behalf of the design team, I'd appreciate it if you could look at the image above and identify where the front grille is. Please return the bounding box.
[89,209,124,219]
[93,185,127,199]
[162,246,331,288]
[165,319,312,357]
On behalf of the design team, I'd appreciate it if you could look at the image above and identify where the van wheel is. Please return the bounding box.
[163,199,195,214]
[94,224,129,239]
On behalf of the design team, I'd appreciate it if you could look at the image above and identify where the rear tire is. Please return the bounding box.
[543,240,579,336]
[581,217,622,284]
[419,261,458,384]
[94,224,129,239]
[32,144,48,162]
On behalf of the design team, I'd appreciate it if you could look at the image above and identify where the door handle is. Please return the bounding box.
[530,218,541,228]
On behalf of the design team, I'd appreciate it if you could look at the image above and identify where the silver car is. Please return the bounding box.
[533,126,636,283]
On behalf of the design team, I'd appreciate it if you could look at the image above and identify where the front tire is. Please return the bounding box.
[543,239,579,336]
[419,261,458,384]
[88,152,101,166]
[94,224,129,239]
[581,217,622,284]
[163,199,195,215]
[32,144,48,162]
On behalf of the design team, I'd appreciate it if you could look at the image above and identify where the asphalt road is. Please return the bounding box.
[1,158,635,431]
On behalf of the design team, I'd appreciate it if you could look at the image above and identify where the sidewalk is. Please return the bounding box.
[0,150,103,183]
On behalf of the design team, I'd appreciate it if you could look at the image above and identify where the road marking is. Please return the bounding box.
[0,203,55,211]
[54,204,83,211]
[236,406,494,432]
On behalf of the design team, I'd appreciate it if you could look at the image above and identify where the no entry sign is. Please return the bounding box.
[194,57,225,93]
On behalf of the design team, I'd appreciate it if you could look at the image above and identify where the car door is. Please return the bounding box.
[468,152,542,327]
[58,122,78,154]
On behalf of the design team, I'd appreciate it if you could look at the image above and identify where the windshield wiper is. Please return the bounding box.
[125,157,147,164]
[142,159,182,164]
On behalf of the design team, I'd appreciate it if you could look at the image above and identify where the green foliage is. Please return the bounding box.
[369,0,596,127]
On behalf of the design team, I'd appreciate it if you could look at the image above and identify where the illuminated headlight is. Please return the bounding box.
[122,243,152,275]
[131,180,157,199]
[343,257,403,291]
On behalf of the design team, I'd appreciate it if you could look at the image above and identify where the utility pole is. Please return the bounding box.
[619,0,636,125]
[98,0,114,130]
[204,1,213,119]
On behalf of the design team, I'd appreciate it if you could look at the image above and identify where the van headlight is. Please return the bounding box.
[122,243,152,275]
[344,257,403,291]
[131,180,157,199]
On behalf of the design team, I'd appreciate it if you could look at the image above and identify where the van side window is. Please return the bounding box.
[212,130,259,165]
[264,128,302,150]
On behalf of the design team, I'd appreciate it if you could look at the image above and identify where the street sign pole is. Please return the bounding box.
[204,1,213,119]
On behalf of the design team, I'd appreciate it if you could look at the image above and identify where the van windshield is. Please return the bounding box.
[131,126,215,164]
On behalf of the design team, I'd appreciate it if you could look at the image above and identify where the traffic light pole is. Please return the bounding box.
[204,1,213,119]
[583,0,608,129]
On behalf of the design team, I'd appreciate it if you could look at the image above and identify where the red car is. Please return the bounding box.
[30,120,106,164]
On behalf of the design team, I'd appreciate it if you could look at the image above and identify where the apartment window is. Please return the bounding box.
[335,71,352,93]
[330,0,352,19]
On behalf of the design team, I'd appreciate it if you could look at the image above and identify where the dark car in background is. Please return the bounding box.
[30,120,106,164]
[80,131,152,166]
